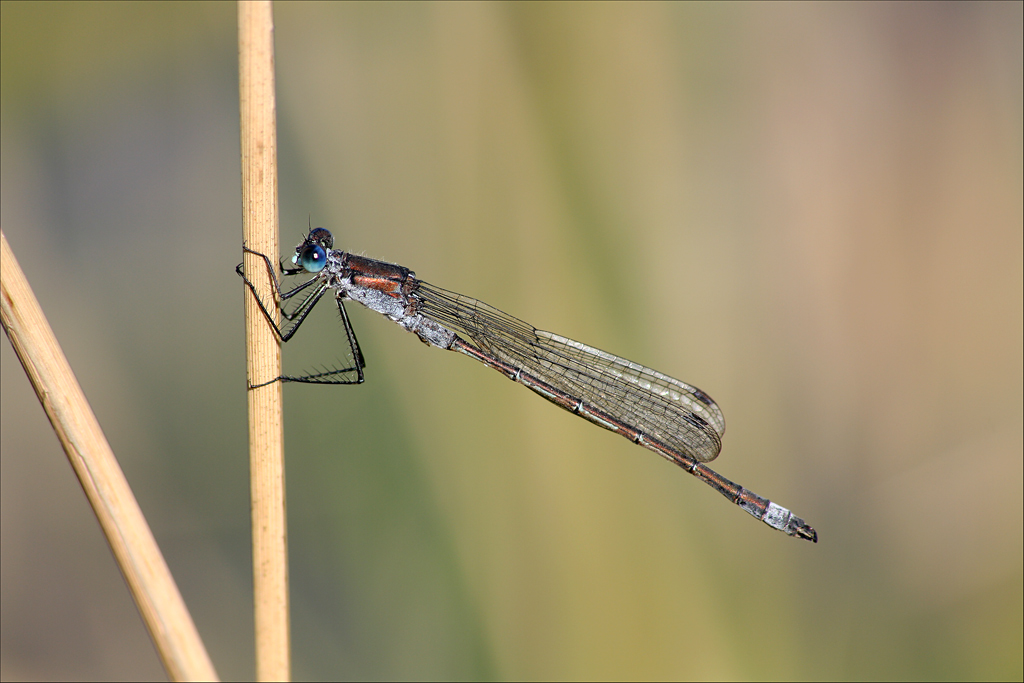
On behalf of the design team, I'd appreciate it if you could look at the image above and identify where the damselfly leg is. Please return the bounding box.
[237,245,365,387]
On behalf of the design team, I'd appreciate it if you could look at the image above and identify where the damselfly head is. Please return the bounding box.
[292,227,334,273]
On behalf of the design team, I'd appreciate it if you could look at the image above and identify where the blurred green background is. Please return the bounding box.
[2,2,1021,680]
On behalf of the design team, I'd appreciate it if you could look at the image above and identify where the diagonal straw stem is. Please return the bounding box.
[0,230,218,682]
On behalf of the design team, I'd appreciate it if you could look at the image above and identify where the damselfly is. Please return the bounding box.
[238,228,817,542]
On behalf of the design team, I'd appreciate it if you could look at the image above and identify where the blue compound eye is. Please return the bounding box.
[298,243,327,272]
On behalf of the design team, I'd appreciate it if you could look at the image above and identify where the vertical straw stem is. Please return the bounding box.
[238,1,290,680]
[0,230,218,682]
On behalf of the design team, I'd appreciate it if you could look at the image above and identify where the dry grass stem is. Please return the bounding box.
[0,230,218,682]
[238,1,290,680]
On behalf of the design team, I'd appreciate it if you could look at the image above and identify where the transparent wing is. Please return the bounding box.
[414,282,725,463]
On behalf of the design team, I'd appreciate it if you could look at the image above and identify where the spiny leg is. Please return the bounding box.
[265,297,365,386]
[238,245,324,341]
[239,245,366,387]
